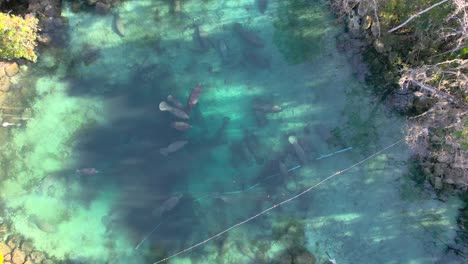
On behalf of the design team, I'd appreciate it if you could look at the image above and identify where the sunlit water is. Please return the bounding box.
[0,0,463,263]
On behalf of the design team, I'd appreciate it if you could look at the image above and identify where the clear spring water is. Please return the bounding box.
[0,0,463,263]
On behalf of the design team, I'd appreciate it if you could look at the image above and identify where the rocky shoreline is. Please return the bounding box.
[0,1,71,263]
[0,62,21,104]
[331,0,467,258]
[0,222,57,264]
[333,0,467,193]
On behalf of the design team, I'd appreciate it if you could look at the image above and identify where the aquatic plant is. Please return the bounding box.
[0,13,39,62]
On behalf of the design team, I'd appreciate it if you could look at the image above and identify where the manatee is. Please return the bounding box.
[113,13,125,37]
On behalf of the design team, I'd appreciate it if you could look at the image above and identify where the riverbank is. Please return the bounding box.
[0,1,85,263]
[330,0,467,258]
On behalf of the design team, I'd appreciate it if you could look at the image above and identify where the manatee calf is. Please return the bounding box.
[171,121,192,131]
[186,83,202,114]
[167,94,184,109]
[159,101,190,119]
[288,136,307,164]
[113,13,125,37]
[153,194,183,217]
[160,140,188,156]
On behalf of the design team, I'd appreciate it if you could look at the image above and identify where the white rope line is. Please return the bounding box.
[152,139,403,264]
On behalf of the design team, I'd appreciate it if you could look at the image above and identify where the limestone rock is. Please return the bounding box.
[434,163,444,177]
[95,1,111,14]
[437,151,451,163]
[373,39,385,53]
[42,259,55,264]
[71,1,82,12]
[20,241,33,255]
[0,223,9,235]
[29,251,45,263]
[38,33,52,45]
[44,4,60,17]
[434,177,443,190]
[12,247,26,264]
[348,14,361,34]
[28,2,43,13]
[4,62,19,77]
[412,92,434,114]
[453,151,468,169]
[4,253,11,261]
[0,241,11,256]
[6,235,21,249]
[0,76,11,92]
[371,23,380,37]
[357,1,369,17]
[0,91,6,105]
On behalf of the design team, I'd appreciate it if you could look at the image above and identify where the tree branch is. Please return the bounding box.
[388,0,451,33]
[410,79,461,105]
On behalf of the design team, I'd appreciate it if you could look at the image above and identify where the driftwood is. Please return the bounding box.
[409,79,460,105]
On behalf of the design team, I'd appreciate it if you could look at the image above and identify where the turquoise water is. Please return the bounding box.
[0,0,464,263]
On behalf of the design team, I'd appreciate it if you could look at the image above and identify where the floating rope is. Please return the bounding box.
[316,147,353,160]
[140,147,351,249]
[135,221,162,250]
[152,139,402,264]
[194,146,352,202]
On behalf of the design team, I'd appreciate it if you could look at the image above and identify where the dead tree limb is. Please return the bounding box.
[388,0,451,33]
[410,79,461,105]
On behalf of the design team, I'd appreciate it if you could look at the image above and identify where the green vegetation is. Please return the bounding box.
[376,0,467,150]
[0,13,39,62]
[378,0,455,65]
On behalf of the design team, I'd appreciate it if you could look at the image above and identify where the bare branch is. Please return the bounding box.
[389,0,451,33]
[435,59,466,66]
[432,45,467,58]
[410,79,461,104]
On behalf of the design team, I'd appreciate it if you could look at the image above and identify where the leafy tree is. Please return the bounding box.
[0,12,39,62]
